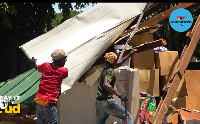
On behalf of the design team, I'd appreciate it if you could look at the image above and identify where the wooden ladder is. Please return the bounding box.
[152,15,200,124]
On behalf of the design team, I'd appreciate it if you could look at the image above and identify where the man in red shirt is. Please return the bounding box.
[30,49,68,124]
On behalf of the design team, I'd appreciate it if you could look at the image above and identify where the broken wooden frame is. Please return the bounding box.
[118,3,195,41]
[152,15,200,124]
[123,3,167,30]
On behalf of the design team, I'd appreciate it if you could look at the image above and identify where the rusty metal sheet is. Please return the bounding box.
[179,109,200,121]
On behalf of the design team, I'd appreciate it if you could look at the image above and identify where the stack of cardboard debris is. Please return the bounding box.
[127,33,179,123]
[129,33,160,97]
[113,3,196,123]
[168,108,200,124]
[129,35,200,123]
[166,70,200,123]
[128,34,200,123]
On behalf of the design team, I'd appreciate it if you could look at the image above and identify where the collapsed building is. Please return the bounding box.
[0,2,200,124]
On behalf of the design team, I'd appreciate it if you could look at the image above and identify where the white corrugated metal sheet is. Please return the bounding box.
[19,3,147,93]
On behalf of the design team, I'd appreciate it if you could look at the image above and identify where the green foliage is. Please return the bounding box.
[69,10,80,18]
[0,2,89,82]
[73,2,89,10]
[0,2,17,28]
[51,10,80,29]
[194,42,200,61]
[57,2,93,23]
[51,12,63,28]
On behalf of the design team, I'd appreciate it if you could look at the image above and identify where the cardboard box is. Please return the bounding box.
[179,109,200,122]
[160,75,188,98]
[155,51,179,76]
[129,34,153,47]
[131,49,155,70]
[167,113,179,124]
[171,95,200,112]
[185,70,200,99]
[139,69,159,97]
[185,70,200,111]
[171,97,186,109]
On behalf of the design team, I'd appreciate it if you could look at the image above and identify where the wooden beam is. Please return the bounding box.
[120,3,168,36]
[120,3,194,39]
[186,31,193,39]
[138,3,194,29]
[191,13,200,34]
[0,114,36,124]
[92,38,166,67]
[187,14,200,39]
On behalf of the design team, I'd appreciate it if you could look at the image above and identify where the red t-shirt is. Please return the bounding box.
[35,62,68,103]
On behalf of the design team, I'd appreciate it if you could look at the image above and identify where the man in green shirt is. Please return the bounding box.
[96,49,137,124]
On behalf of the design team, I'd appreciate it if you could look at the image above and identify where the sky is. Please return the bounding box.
[52,3,95,13]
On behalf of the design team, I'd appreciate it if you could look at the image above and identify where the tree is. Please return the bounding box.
[51,12,63,28]
[51,10,80,29]
[0,2,17,28]
[0,2,92,82]
[57,2,90,23]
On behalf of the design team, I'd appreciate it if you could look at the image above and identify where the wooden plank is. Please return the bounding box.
[120,3,167,36]
[153,17,200,124]
[186,31,193,39]
[191,14,200,34]
[179,109,200,121]
[120,3,194,39]
[129,34,153,47]
[174,15,200,74]
[0,114,36,124]
[132,38,166,53]
[138,3,194,29]
[92,38,166,67]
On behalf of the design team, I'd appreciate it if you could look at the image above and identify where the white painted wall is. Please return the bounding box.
[58,82,121,124]
[58,82,98,124]
[58,67,139,124]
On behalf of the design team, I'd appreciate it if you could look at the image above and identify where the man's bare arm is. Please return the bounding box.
[103,79,121,97]
[115,48,137,67]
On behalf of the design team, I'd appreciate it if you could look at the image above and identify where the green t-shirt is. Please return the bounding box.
[96,66,116,100]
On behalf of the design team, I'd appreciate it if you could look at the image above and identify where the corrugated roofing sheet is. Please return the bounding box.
[0,3,156,104]
[0,68,41,104]
[19,3,148,93]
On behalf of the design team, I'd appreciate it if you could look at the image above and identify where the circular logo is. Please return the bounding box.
[169,8,193,32]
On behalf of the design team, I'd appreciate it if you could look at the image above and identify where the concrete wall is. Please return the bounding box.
[58,82,98,124]
[58,67,139,124]
[58,82,122,124]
